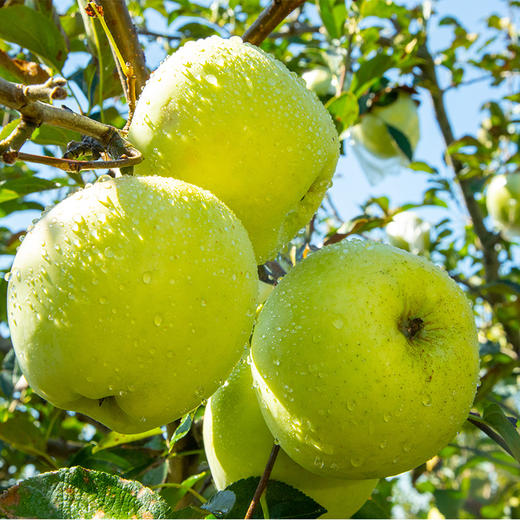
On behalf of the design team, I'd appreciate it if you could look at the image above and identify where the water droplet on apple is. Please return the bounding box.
[142,272,152,284]
[422,396,432,407]
[332,317,344,329]
[154,314,163,327]
[379,440,388,449]
[99,297,108,305]
[350,456,363,467]
[383,412,391,422]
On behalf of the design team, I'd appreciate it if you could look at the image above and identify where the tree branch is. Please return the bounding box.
[97,0,149,96]
[243,0,306,46]
[418,43,519,354]
[0,77,139,165]
[244,443,280,519]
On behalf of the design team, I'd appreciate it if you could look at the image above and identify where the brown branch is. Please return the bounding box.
[0,50,50,85]
[0,119,37,157]
[6,149,141,172]
[97,0,149,96]
[244,443,280,519]
[418,43,519,354]
[22,77,67,103]
[243,0,306,46]
[0,76,139,163]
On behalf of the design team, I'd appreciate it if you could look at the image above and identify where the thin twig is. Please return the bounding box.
[7,149,141,172]
[96,0,149,95]
[0,76,140,169]
[243,0,306,46]
[244,444,280,519]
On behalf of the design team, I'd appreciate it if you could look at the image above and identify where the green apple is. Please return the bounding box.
[386,211,431,255]
[7,175,258,433]
[302,67,336,97]
[203,355,378,519]
[251,239,479,479]
[351,92,419,159]
[128,36,339,264]
[486,173,520,238]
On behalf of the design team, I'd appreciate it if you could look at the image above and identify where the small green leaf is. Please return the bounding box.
[483,404,520,463]
[93,428,163,454]
[224,477,326,519]
[201,490,236,517]
[0,6,67,71]
[169,410,196,450]
[0,410,48,459]
[351,54,395,96]
[0,177,63,202]
[317,0,340,40]
[326,91,359,138]
[385,123,413,161]
[0,466,174,519]
[31,125,82,147]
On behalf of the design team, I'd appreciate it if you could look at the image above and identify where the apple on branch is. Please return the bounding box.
[486,172,520,239]
[251,239,480,479]
[128,36,339,264]
[7,176,258,433]
[203,354,378,519]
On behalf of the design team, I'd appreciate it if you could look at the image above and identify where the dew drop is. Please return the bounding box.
[422,396,432,407]
[350,456,363,467]
[154,314,163,327]
[142,272,152,284]
[383,412,391,423]
[332,317,344,329]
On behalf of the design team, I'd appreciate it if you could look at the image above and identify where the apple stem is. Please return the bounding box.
[401,317,424,340]
[244,443,280,519]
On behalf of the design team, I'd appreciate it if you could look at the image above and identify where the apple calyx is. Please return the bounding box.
[400,316,424,340]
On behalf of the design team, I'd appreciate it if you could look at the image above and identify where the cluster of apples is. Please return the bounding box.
[7,36,481,517]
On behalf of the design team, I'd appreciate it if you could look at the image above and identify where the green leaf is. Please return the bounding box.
[92,428,163,454]
[351,54,395,96]
[317,0,340,40]
[483,404,520,462]
[0,466,174,518]
[0,6,67,71]
[169,410,196,450]
[433,489,465,519]
[326,91,359,138]
[0,410,48,459]
[31,125,82,147]
[160,471,208,509]
[201,490,236,517]
[224,477,326,519]
[0,118,20,141]
[0,177,63,202]
[386,123,413,161]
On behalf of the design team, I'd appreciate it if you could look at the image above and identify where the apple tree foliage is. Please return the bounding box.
[0,0,519,518]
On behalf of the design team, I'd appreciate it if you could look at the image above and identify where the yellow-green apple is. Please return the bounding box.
[203,355,378,518]
[302,67,336,97]
[128,36,339,263]
[251,239,479,479]
[386,211,431,255]
[351,91,419,159]
[7,175,258,433]
[486,173,520,238]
